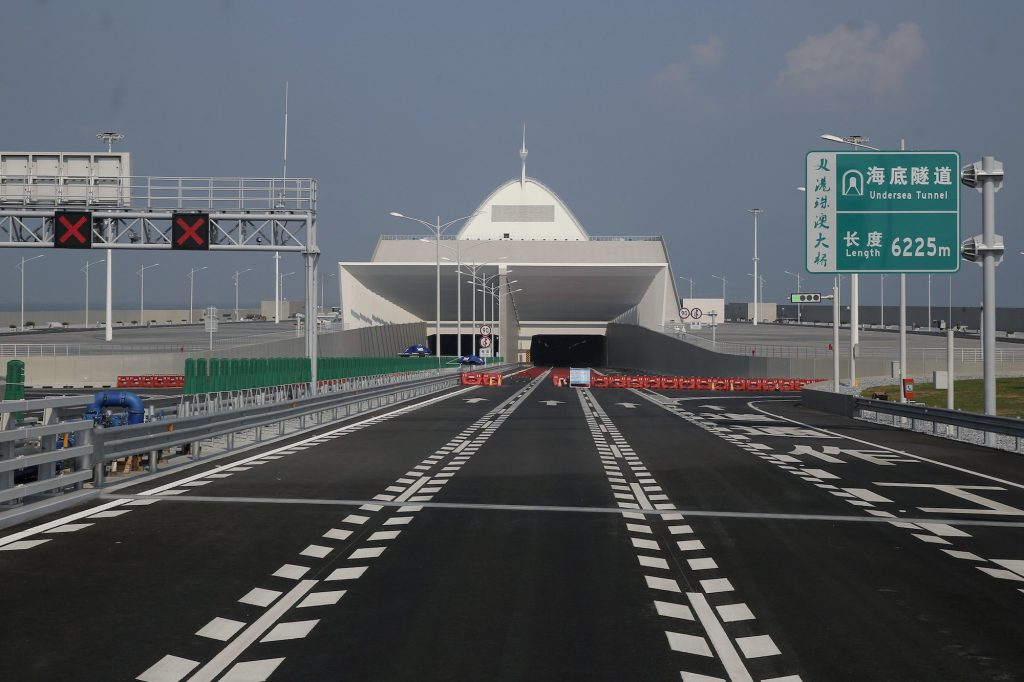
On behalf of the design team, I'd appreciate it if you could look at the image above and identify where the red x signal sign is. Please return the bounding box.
[172,212,210,250]
[53,211,92,249]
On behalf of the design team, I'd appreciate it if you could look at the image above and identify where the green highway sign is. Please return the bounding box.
[790,293,821,303]
[806,151,960,273]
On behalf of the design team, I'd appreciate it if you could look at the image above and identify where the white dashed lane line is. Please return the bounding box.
[635,390,1024,597]
[137,371,549,682]
[0,382,488,551]
[578,389,801,682]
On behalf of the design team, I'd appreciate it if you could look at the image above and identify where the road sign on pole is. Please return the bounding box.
[806,151,960,273]
[678,308,690,320]
[479,336,492,349]
[690,308,702,320]
[479,324,492,336]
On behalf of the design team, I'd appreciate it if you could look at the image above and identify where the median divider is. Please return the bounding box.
[553,374,821,391]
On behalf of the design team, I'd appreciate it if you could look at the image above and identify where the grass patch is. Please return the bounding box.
[862,377,1024,418]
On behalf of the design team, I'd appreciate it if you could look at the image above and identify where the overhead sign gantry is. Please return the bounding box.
[0,151,323,389]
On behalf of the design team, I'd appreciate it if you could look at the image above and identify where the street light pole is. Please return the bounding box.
[748,208,762,325]
[137,263,158,326]
[234,267,253,321]
[389,211,481,364]
[187,266,207,324]
[784,270,803,323]
[16,254,44,331]
[82,258,105,327]
[320,271,335,316]
[712,274,727,302]
[678,276,694,300]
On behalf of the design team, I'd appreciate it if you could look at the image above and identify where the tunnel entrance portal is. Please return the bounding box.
[530,335,605,367]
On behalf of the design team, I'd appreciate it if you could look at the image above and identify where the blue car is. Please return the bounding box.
[457,354,485,366]
[399,344,431,357]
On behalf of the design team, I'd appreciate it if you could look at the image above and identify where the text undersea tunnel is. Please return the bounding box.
[530,335,606,367]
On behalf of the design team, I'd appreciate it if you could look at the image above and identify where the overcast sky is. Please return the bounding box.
[2,0,1021,311]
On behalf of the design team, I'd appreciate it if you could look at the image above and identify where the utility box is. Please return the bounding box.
[934,370,949,390]
[890,361,901,378]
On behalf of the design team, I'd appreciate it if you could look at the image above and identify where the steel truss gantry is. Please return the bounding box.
[0,176,322,391]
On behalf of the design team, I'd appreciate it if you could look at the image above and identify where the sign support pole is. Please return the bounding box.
[899,274,907,402]
[850,273,858,386]
[305,215,319,394]
[981,156,998,443]
[105,220,113,342]
[832,279,840,392]
[947,328,955,409]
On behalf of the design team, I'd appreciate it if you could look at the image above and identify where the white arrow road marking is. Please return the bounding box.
[539,400,564,406]
[615,402,640,409]
[463,397,488,404]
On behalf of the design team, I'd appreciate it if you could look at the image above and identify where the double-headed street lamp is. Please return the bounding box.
[186,266,207,324]
[81,258,105,327]
[429,238,495,356]
[137,263,159,326]
[389,211,480,362]
[234,268,253,321]
[16,254,44,331]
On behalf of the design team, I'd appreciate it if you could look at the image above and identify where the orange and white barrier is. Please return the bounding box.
[555,375,819,391]
[460,372,503,387]
[117,375,185,389]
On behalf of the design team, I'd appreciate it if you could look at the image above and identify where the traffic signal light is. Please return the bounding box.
[790,293,822,303]
[53,210,92,249]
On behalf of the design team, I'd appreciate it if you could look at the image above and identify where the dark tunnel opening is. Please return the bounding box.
[530,335,606,367]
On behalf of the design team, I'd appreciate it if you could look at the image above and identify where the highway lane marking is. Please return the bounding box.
[1,383,484,548]
[137,370,550,682]
[97,494,1024,529]
[639,391,1024,600]
[748,400,1024,492]
[578,390,796,682]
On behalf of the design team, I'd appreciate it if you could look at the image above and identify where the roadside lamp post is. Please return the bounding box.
[748,208,762,325]
[747,273,766,313]
[137,263,159,326]
[784,270,803,323]
[82,258,105,327]
[187,266,207,324]
[678,276,694,300]
[97,132,124,342]
[279,271,295,301]
[390,212,480,364]
[319,271,335,315]
[233,267,253,321]
[820,134,883,387]
[711,274,727,302]
[16,254,44,331]
[426,236,491,357]
[880,274,887,327]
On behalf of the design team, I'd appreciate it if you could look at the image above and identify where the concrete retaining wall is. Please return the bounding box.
[606,323,1024,380]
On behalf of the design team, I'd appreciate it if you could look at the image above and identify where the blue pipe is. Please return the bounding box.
[85,390,146,425]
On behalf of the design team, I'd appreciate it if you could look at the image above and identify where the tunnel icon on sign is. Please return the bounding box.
[841,170,864,196]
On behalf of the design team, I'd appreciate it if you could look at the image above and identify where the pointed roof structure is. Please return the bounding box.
[456,131,588,241]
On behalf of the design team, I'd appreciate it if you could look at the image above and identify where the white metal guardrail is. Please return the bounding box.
[0,364,516,527]
[855,397,1024,454]
[1,395,96,521]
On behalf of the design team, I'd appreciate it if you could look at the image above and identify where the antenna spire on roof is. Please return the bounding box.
[519,122,528,188]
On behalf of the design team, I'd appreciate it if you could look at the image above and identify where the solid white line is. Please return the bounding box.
[748,400,1024,492]
[687,592,754,682]
[186,579,317,682]
[1,384,479,548]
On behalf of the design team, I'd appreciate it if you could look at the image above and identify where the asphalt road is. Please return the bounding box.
[1,370,1022,681]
